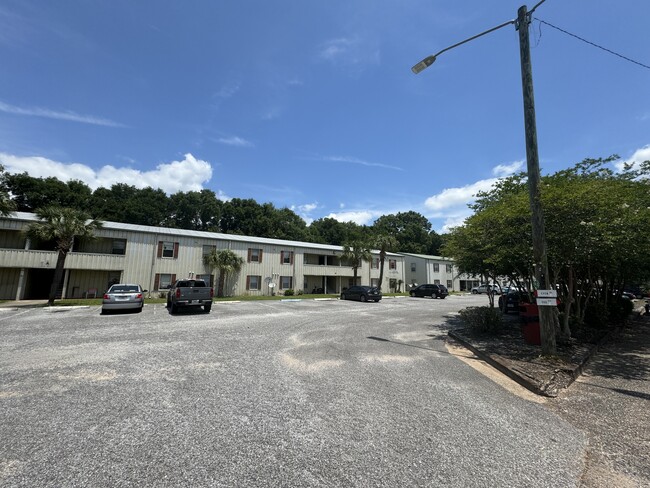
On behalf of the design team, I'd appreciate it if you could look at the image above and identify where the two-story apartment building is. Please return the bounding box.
[400,252,480,292]
[0,212,406,300]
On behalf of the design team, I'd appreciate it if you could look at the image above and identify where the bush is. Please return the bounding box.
[458,306,503,334]
[284,289,294,296]
[583,302,609,329]
[607,296,634,325]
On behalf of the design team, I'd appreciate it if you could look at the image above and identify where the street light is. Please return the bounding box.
[412,2,557,355]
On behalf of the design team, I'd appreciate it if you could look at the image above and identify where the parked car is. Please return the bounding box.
[167,279,214,313]
[102,284,146,314]
[340,285,382,302]
[471,284,501,295]
[498,289,529,314]
[409,284,448,299]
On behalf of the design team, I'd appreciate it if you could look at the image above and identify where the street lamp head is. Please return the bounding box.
[411,55,436,74]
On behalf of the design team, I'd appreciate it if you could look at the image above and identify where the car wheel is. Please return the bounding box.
[340,293,346,300]
[360,295,367,302]
[170,302,178,314]
[137,304,143,313]
[472,290,478,294]
[204,303,212,313]
[409,292,415,297]
[166,299,171,308]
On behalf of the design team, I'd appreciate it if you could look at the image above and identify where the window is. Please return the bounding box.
[281,251,294,265]
[446,264,453,273]
[433,263,439,272]
[434,279,440,285]
[197,274,212,286]
[280,276,292,289]
[112,239,126,255]
[389,259,396,270]
[202,245,216,257]
[248,248,263,263]
[154,273,175,290]
[247,275,261,290]
[158,241,178,259]
[372,258,379,269]
[411,262,416,272]
[447,280,453,289]
[370,278,379,287]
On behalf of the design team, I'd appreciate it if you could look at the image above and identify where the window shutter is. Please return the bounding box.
[154,274,160,290]
[246,276,251,290]
[171,274,176,284]
[173,242,179,259]
[281,251,284,263]
[259,249,263,263]
[247,249,252,263]
[157,242,163,258]
[290,252,294,265]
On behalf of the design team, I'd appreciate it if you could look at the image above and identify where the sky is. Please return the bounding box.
[0,0,648,233]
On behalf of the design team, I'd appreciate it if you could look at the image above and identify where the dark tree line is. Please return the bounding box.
[0,171,444,254]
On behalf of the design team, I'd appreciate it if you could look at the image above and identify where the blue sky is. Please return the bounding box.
[1,0,648,233]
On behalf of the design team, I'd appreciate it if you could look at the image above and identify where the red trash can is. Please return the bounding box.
[519,303,541,345]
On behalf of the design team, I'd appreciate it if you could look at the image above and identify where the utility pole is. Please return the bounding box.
[412,1,557,355]
[516,5,556,355]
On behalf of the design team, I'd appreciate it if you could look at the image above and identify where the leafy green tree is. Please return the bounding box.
[308,217,364,245]
[25,207,103,305]
[341,240,373,286]
[0,165,16,216]
[91,184,170,226]
[372,211,432,254]
[203,248,244,297]
[168,189,222,231]
[4,173,92,211]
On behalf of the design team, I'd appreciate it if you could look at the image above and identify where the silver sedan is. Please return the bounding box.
[102,284,146,314]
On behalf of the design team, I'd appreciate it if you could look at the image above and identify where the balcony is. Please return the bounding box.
[0,249,125,270]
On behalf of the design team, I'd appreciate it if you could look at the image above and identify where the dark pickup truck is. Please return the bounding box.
[167,279,214,313]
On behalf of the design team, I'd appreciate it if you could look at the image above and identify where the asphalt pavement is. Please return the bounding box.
[0,296,587,487]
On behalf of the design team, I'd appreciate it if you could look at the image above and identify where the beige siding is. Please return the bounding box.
[0,268,20,299]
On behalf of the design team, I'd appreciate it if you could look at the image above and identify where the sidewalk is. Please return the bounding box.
[550,313,650,486]
[449,310,650,487]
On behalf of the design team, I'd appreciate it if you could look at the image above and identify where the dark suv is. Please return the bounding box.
[409,284,448,299]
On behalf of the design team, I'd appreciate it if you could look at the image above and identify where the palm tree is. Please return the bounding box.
[203,248,244,297]
[26,206,103,305]
[374,234,398,291]
[341,240,373,286]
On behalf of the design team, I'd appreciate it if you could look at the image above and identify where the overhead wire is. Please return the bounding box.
[534,18,650,71]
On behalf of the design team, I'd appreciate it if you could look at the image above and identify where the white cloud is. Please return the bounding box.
[424,160,525,214]
[424,178,498,212]
[615,145,650,172]
[0,100,125,127]
[0,152,213,195]
[319,155,403,171]
[318,37,380,69]
[215,136,253,147]
[326,210,377,226]
[492,160,524,177]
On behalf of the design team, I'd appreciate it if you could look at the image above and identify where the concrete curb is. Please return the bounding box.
[447,322,626,397]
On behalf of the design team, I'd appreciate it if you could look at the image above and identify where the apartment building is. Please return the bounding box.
[0,212,406,300]
[400,252,479,292]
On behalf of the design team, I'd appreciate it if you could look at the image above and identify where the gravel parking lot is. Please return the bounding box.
[1,296,586,487]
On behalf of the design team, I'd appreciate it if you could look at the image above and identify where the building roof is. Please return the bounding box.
[398,252,454,262]
[7,212,402,256]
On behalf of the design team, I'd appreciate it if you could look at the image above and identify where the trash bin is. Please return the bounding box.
[519,303,541,345]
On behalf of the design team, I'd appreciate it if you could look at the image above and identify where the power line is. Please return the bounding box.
[535,18,650,71]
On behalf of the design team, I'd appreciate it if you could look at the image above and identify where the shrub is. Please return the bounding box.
[583,302,609,329]
[284,289,294,296]
[458,306,503,334]
[607,296,634,325]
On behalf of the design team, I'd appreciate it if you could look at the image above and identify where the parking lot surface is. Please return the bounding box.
[1,296,586,487]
